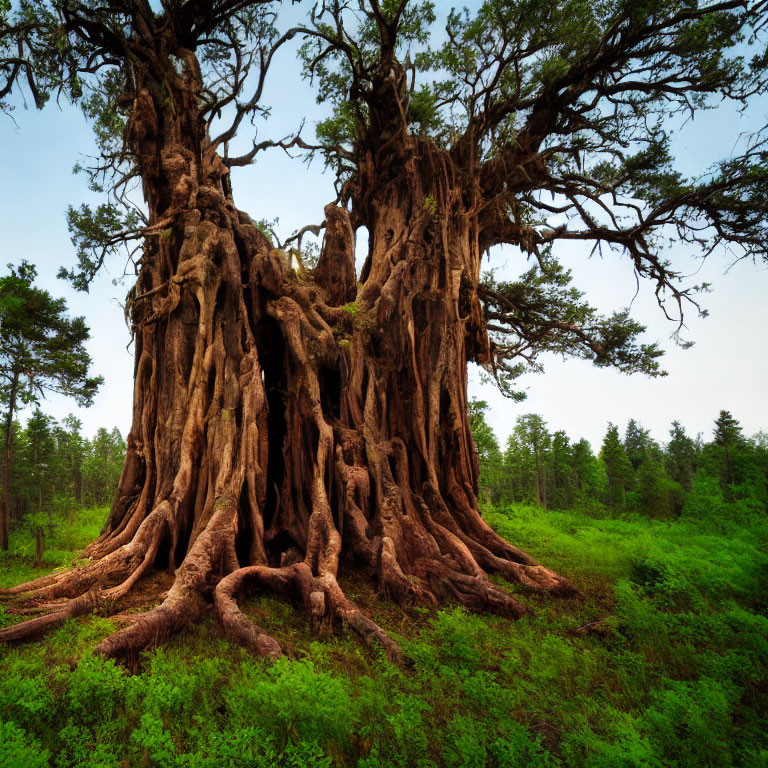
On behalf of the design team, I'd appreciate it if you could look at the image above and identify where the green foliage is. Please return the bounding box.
[665,421,698,491]
[339,301,375,333]
[80,426,125,507]
[600,424,634,511]
[0,720,50,768]
[1,410,124,549]
[482,259,665,396]
[1,495,767,767]
[60,204,141,291]
[468,400,501,458]
[225,658,353,747]
[0,262,102,413]
[644,677,740,768]
[0,501,108,591]
[0,262,103,546]
[476,409,767,521]
[65,655,128,725]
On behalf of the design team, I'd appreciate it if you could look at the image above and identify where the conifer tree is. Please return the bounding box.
[21,409,58,535]
[665,421,698,492]
[712,410,745,488]
[55,415,85,504]
[513,415,552,508]
[624,420,657,471]
[571,439,606,509]
[600,424,634,511]
[0,262,101,550]
[82,427,126,507]
[468,400,505,504]
[548,431,574,510]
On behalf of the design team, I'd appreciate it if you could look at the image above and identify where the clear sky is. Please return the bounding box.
[1,11,766,452]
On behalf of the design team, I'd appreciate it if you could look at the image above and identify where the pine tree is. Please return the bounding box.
[624,420,656,470]
[468,400,502,463]
[82,427,126,507]
[467,400,505,505]
[0,262,101,550]
[600,424,634,512]
[513,415,551,508]
[713,411,743,487]
[548,431,574,510]
[503,432,537,504]
[571,439,606,510]
[665,421,698,492]
[53,415,85,504]
[630,454,682,517]
[21,409,58,535]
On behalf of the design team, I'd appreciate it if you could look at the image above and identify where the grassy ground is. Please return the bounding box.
[0,504,766,768]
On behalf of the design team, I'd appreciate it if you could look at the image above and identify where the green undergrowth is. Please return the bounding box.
[0,506,106,592]
[1,504,766,767]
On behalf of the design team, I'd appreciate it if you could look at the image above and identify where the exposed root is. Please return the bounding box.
[421,483,578,597]
[214,563,313,658]
[93,498,237,660]
[215,562,405,664]
[0,572,59,597]
[460,537,578,597]
[0,590,102,643]
[494,560,578,597]
[319,572,405,665]
[417,562,528,619]
[94,592,204,660]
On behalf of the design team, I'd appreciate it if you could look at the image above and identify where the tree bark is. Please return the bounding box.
[0,50,574,660]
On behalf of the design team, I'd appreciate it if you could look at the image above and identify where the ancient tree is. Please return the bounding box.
[1,0,768,662]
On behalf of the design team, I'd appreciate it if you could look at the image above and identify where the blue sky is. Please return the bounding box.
[0,10,766,451]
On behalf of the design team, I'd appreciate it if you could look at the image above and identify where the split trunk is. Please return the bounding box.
[0,53,573,660]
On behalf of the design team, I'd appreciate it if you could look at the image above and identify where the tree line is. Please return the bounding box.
[0,410,124,538]
[470,403,768,519]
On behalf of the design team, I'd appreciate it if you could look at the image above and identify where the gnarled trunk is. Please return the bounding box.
[0,54,574,663]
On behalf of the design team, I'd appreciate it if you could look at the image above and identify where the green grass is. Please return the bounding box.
[0,506,106,590]
[1,504,766,767]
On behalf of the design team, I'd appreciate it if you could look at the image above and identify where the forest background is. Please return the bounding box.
[0,403,766,767]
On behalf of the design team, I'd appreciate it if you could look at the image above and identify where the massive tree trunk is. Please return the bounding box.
[0,51,573,662]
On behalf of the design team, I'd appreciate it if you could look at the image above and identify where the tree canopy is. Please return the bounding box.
[296,0,768,386]
[0,261,102,411]
[471,408,767,518]
[0,0,289,287]
[2,0,767,387]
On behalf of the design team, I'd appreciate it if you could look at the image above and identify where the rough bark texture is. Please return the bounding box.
[0,51,574,662]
